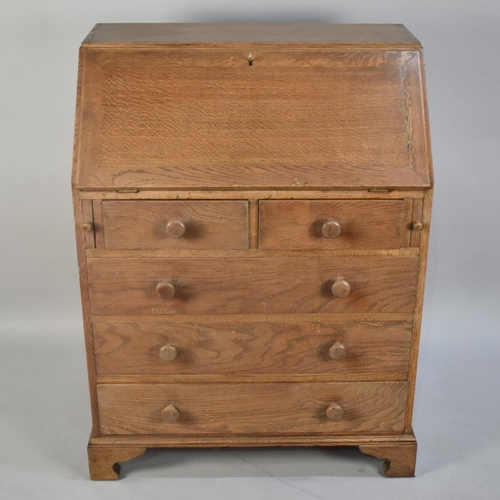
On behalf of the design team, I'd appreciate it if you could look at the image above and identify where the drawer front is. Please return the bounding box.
[98,382,408,435]
[94,321,411,377]
[101,200,248,249]
[88,256,418,315]
[259,200,409,249]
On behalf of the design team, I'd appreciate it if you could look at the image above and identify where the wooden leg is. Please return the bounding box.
[87,444,147,480]
[359,440,417,477]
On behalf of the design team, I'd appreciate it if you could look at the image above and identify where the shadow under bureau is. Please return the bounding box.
[72,23,433,479]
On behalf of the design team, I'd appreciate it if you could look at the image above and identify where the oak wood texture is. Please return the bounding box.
[73,48,431,190]
[81,190,427,200]
[93,320,411,378]
[87,444,146,480]
[72,24,433,480]
[360,440,417,477]
[83,24,421,48]
[90,432,417,447]
[259,200,410,249]
[87,256,419,315]
[86,434,416,479]
[97,382,408,435]
[101,200,248,249]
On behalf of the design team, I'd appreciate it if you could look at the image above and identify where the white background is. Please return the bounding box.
[1,1,499,499]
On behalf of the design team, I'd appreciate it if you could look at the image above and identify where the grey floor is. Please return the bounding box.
[1,306,499,499]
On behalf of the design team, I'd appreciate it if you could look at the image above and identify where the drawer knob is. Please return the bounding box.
[329,342,347,361]
[159,344,178,362]
[82,222,94,232]
[326,403,344,421]
[161,404,180,423]
[331,277,351,298]
[166,219,186,238]
[156,281,176,299]
[321,220,342,239]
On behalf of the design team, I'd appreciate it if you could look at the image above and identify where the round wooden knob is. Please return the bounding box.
[331,277,351,298]
[166,219,186,238]
[321,220,342,238]
[161,404,180,423]
[82,222,93,232]
[156,281,175,299]
[159,344,178,362]
[328,342,347,361]
[326,403,344,421]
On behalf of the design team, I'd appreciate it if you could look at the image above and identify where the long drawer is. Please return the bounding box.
[87,256,418,315]
[94,320,411,378]
[97,382,408,435]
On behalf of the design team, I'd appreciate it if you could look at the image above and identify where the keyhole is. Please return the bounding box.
[248,53,253,66]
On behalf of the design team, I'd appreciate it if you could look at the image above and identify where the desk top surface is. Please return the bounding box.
[82,24,421,49]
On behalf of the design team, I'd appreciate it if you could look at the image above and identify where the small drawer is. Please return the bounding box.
[87,256,419,315]
[259,200,410,249]
[100,200,248,249]
[94,320,411,378]
[98,382,408,435]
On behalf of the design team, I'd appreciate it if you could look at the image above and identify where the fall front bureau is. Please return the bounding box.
[72,23,433,479]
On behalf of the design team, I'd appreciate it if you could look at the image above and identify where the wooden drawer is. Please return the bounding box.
[98,382,408,435]
[88,256,419,315]
[259,200,411,249]
[94,320,411,378]
[101,200,248,249]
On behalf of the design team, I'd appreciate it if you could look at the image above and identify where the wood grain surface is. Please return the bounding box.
[87,444,146,480]
[101,200,248,249]
[259,200,410,249]
[83,24,421,48]
[73,48,431,190]
[360,440,417,477]
[97,381,408,435]
[87,256,419,315]
[93,320,411,377]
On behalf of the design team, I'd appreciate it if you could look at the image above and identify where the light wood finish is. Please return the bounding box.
[93,320,411,378]
[94,313,415,323]
[326,402,344,421]
[81,200,95,249]
[83,24,421,48]
[72,24,433,480]
[165,219,186,239]
[73,49,430,190]
[328,341,348,361]
[161,404,180,423]
[81,190,426,200]
[155,281,176,299]
[331,277,352,298]
[158,344,178,362]
[87,248,420,258]
[87,256,418,315]
[87,444,146,480]
[360,440,417,477]
[86,433,416,479]
[90,432,416,447]
[411,198,424,247]
[98,382,407,435]
[92,199,105,249]
[321,220,342,239]
[102,200,248,249]
[249,200,259,249]
[259,200,410,249]
[405,190,433,432]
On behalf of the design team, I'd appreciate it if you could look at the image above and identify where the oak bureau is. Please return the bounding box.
[72,23,433,479]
